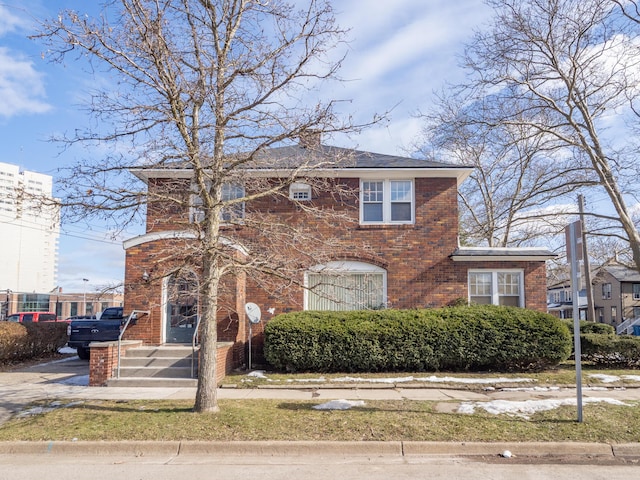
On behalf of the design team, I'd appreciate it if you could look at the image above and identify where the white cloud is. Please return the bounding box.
[326,0,492,154]
[0,5,28,35]
[0,47,51,118]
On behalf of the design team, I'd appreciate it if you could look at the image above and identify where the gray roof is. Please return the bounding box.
[254,144,464,169]
[130,143,473,183]
[602,265,640,283]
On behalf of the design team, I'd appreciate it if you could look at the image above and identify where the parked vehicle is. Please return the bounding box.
[65,315,97,321]
[5,312,58,323]
[67,308,141,360]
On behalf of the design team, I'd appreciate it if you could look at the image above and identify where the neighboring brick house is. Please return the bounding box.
[120,142,555,368]
[592,265,640,330]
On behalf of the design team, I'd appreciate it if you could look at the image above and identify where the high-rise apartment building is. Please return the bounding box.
[0,162,60,293]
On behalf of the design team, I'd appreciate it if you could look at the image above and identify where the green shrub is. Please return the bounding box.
[264,305,572,373]
[563,320,615,336]
[581,333,640,367]
[0,322,68,363]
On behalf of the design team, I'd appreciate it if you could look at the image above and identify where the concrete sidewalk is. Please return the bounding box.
[3,355,640,416]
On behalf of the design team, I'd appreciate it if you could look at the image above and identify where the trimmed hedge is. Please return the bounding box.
[563,320,615,336]
[0,322,68,363]
[580,333,640,367]
[264,305,572,373]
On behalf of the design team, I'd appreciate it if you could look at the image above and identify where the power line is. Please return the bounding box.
[0,217,125,245]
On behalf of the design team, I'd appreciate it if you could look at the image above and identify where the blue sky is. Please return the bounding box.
[0,0,492,293]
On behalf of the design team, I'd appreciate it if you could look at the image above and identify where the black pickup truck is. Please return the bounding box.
[67,307,139,360]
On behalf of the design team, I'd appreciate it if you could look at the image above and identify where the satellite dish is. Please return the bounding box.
[245,302,262,324]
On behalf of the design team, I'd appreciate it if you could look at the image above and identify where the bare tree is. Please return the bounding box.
[35,0,380,413]
[417,90,594,247]
[421,0,640,271]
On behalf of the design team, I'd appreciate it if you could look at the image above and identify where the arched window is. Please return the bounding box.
[305,261,387,311]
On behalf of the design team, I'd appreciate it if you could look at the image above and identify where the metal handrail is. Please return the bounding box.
[191,315,201,378]
[116,310,149,378]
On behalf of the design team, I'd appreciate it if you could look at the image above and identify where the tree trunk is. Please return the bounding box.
[193,255,221,413]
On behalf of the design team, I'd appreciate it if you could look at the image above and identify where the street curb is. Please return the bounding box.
[178,440,402,456]
[403,441,614,457]
[0,441,636,458]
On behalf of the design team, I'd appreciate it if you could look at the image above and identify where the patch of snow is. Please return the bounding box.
[332,376,414,384]
[588,374,640,383]
[247,373,536,385]
[417,376,533,384]
[58,347,77,355]
[458,397,629,419]
[500,386,561,392]
[287,377,326,383]
[16,400,84,418]
[312,399,366,410]
[589,374,621,383]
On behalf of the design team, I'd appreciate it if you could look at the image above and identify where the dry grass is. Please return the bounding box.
[1,398,639,443]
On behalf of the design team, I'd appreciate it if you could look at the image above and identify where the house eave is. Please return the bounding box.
[451,247,557,262]
[130,166,473,185]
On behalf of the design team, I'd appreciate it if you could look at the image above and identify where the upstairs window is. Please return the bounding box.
[289,182,312,201]
[190,183,245,223]
[633,283,640,300]
[361,179,413,224]
[602,283,612,300]
[221,184,245,222]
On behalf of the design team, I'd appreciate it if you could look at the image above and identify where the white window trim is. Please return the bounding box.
[304,260,387,310]
[359,179,414,225]
[468,269,525,307]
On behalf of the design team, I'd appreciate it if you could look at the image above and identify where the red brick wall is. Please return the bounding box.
[89,340,143,386]
[124,174,550,362]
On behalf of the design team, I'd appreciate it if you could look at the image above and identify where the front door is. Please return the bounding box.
[165,272,199,344]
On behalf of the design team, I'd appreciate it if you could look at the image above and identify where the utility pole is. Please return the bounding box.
[578,195,595,322]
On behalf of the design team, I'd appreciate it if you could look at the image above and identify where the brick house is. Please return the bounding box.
[117,142,555,374]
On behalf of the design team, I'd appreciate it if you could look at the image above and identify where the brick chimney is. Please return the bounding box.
[299,129,322,149]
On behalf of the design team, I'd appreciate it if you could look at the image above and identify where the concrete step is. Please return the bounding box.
[124,346,197,359]
[106,377,198,388]
[117,366,196,378]
[120,357,194,368]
